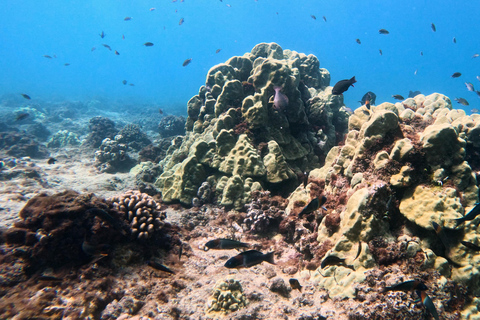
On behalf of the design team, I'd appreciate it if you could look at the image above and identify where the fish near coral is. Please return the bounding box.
[144,42,154,47]
[273,86,288,110]
[148,260,176,274]
[332,76,356,95]
[360,91,376,108]
[454,202,480,226]
[182,58,192,67]
[320,255,354,270]
[461,241,480,251]
[47,157,57,164]
[451,72,462,78]
[299,196,327,217]
[224,250,275,268]
[382,280,427,292]
[205,238,250,250]
[392,94,404,100]
[416,290,440,320]
[465,82,475,92]
[289,278,302,292]
[379,29,389,34]
[454,97,469,106]
[20,93,31,100]
[431,23,436,32]
[15,113,29,121]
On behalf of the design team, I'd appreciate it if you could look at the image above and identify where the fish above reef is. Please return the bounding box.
[122,80,127,85]
[224,250,275,268]
[451,72,462,78]
[382,280,427,292]
[354,241,362,260]
[461,241,480,251]
[216,49,221,53]
[473,54,480,59]
[129,83,135,86]
[43,55,52,59]
[320,255,354,270]
[102,44,112,51]
[179,17,184,25]
[379,49,382,55]
[20,93,31,100]
[332,76,356,95]
[47,157,57,164]
[205,238,250,250]
[82,240,110,257]
[99,31,105,38]
[144,42,154,46]
[356,38,361,44]
[420,51,423,56]
[431,23,436,32]
[182,58,192,66]
[124,16,132,21]
[454,202,480,226]
[417,291,440,320]
[392,94,404,100]
[289,278,302,292]
[379,29,389,34]
[311,15,316,20]
[64,63,70,66]
[273,86,289,110]
[114,50,120,55]
[432,221,450,250]
[150,7,155,11]
[15,113,29,121]
[465,82,475,92]
[299,196,327,217]
[454,97,469,106]
[408,90,421,98]
[453,37,457,43]
[148,260,176,274]
[323,16,327,22]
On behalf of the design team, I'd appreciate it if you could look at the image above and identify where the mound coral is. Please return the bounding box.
[206,278,247,314]
[94,136,137,173]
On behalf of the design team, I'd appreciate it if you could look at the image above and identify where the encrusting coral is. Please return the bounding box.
[206,278,247,315]
[95,136,137,173]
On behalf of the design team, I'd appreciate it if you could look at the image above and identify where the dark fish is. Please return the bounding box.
[178,243,183,260]
[179,18,184,25]
[82,240,110,256]
[91,47,96,52]
[64,63,70,66]
[432,221,450,250]
[473,54,480,59]
[465,82,474,92]
[273,86,289,110]
[102,44,112,51]
[122,34,125,40]
[159,108,163,115]
[454,98,469,106]
[224,250,275,268]
[20,93,31,100]
[182,58,192,67]
[205,238,250,250]
[408,90,421,98]
[453,37,456,44]
[144,42,154,47]
[303,171,309,188]
[216,49,221,53]
[15,113,29,121]
[383,280,427,292]
[356,38,361,44]
[43,55,52,59]
[360,91,376,107]
[379,29,389,34]
[289,278,302,292]
[451,72,462,78]
[392,94,404,100]
[129,83,135,86]
[454,203,480,226]
[417,291,440,320]
[332,76,356,95]
[431,23,436,32]
[47,157,57,165]
[379,49,382,55]
[477,76,480,82]
[311,15,316,20]
[321,255,354,270]
[461,241,480,251]
[148,260,175,274]
[122,80,127,85]
[299,196,327,217]
[99,31,105,38]
[420,51,423,56]
[354,241,362,260]
[322,16,327,22]
[114,50,120,55]
[86,208,122,231]
[124,17,132,21]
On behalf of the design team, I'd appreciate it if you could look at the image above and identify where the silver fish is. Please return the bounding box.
[466,82,475,92]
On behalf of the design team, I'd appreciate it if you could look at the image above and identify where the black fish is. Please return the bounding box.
[183,58,192,66]
[299,196,327,217]
[320,255,353,270]
[382,280,427,292]
[360,91,376,108]
[20,93,31,100]
[392,94,404,100]
[15,113,29,121]
[43,55,52,59]
[289,278,302,292]
[99,31,105,38]
[122,80,127,85]
[82,240,110,256]
[356,38,361,44]
[453,37,456,44]
[451,72,462,78]
[124,16,132,21]
[205,238,250,250]
[454,98,469,106]
[417,291,440,320]
[432,221,450,250]
[431,23,436,32]
[379,29,389,34]
[86,207,123,232]
[129,83,135,86]
[332,76,356,95]
[216,49,221,54]
[311,15,316,20]
[379,49,382,55]
[224,250,275,268]
[322,16,327,22]
[461,241,480,251]
[114,50,120,55]
[148,260,175,274]
[47,157,57,164]
[144,42,154,47]
[408,90,421,98]
[102,44,112,51]
[354,241,362,260]
[454,203,480,226]
[64,63,70,66]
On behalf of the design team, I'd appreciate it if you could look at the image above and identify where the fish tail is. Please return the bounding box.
[299,285,302,292]
[240,242,250,248]
[264,251,275,265]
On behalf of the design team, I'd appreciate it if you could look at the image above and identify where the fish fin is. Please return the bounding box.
[264,251,275,265]
[350,76,356,83]
[299,286,302,292]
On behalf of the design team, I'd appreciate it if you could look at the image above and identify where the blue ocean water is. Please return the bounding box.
[1,0,479,113]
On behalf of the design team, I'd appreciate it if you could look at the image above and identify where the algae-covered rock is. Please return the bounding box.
[264,140,295,183]
[47,130,80,148]
[206,278,247,315]
[421,123,465,168]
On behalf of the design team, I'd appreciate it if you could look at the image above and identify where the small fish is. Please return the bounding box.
[226,4,232,7]
[477,76,480,82]
[465,82,475,92]
[322,16,327,22]
[124,17,132,21]
[417,291,440,320]
[99,31,105,38]
[451,72,462,78]
[303,171,309,188]
[382,280,427,292]
[114,50,120,55]
[473,54,480,59]
[472,108,479,114]
[102,44,112,51]
[183,58,192,66]
[64,63,70,66]
[150,7,156,11]
[289,278,302,292]
[159,108,163,115]
[15,113,29,121]
[360,91,376,106]
[432,221,450,250]
[420,51,423,56]
[461,241,480,251]
[379,49,382,55]
[320,255,354,270]
[414,69,418,75]
[273,86,289,110]
[431,23,436,32]
[122,34,125,40]
[86,208,122,230]
[43,55,52,59]
[122,80,127,85]
[392,94,404,100]
[47,157,57,165]
[129,83,135,86]
[453,37,456,44]
[20,93,31,100]
[379,29,389,34]
[205,238,250,250]
[454,98,469,106]
[38,269,62,282]
[408,90,421,98]
[144,42,154,47]
[311,15,316,20]
[216,49,221,54]
[454,203,480,226]
[82,240,110,256]
[148,260,176,274]
[179,18,184,25]
[354,241,362,260]
[299,196,327,217]
[224,250,275,268]
[91,47,96,52]
[356,38,361,44]
[332,76,356,95]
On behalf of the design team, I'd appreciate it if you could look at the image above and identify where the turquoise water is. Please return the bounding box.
[1,0,479,112]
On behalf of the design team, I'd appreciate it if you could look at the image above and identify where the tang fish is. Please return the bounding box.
[408,90,421,98]
[99,31,105,38]
[379,29,389,34]
[47,157,57,164]
[461,241,480,251]
[454,203,480,226]
[392,94,404,100]
[224,250,275,268]
[289,278,302,292]
[148,260,175,274]
[15,113,29,121]
[382,280,427,292]
[454,98,469,106]
[144,42,154,47]
[465,82,475,92]
[332,76,356,95]
[82,240,110,257]
[273,86,289,110]
[179,18,184,25]
[451,72,462,78]
[20,93,31,100]
[299,196,327,217]
[417,291,440,320]
[320,255,354,270]
[205,238,250,250]
[356,39,361,44]
[183,58,192,66]
[360,91,376,106]
[431,23,436,32]
[102,44,112,51]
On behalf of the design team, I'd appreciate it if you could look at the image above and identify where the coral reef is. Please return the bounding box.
[158,115,186,138]
[47,130,81,148]
[0,131,49,158]
[85,116,118,148]
[108,190,166,240]
[206,278,247,314]
[95,136,137,173]
[116,124,152,151]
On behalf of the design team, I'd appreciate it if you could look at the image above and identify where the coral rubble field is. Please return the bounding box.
[1,43,480,319]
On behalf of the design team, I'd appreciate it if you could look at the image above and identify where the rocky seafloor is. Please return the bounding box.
[1,42,480,319]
